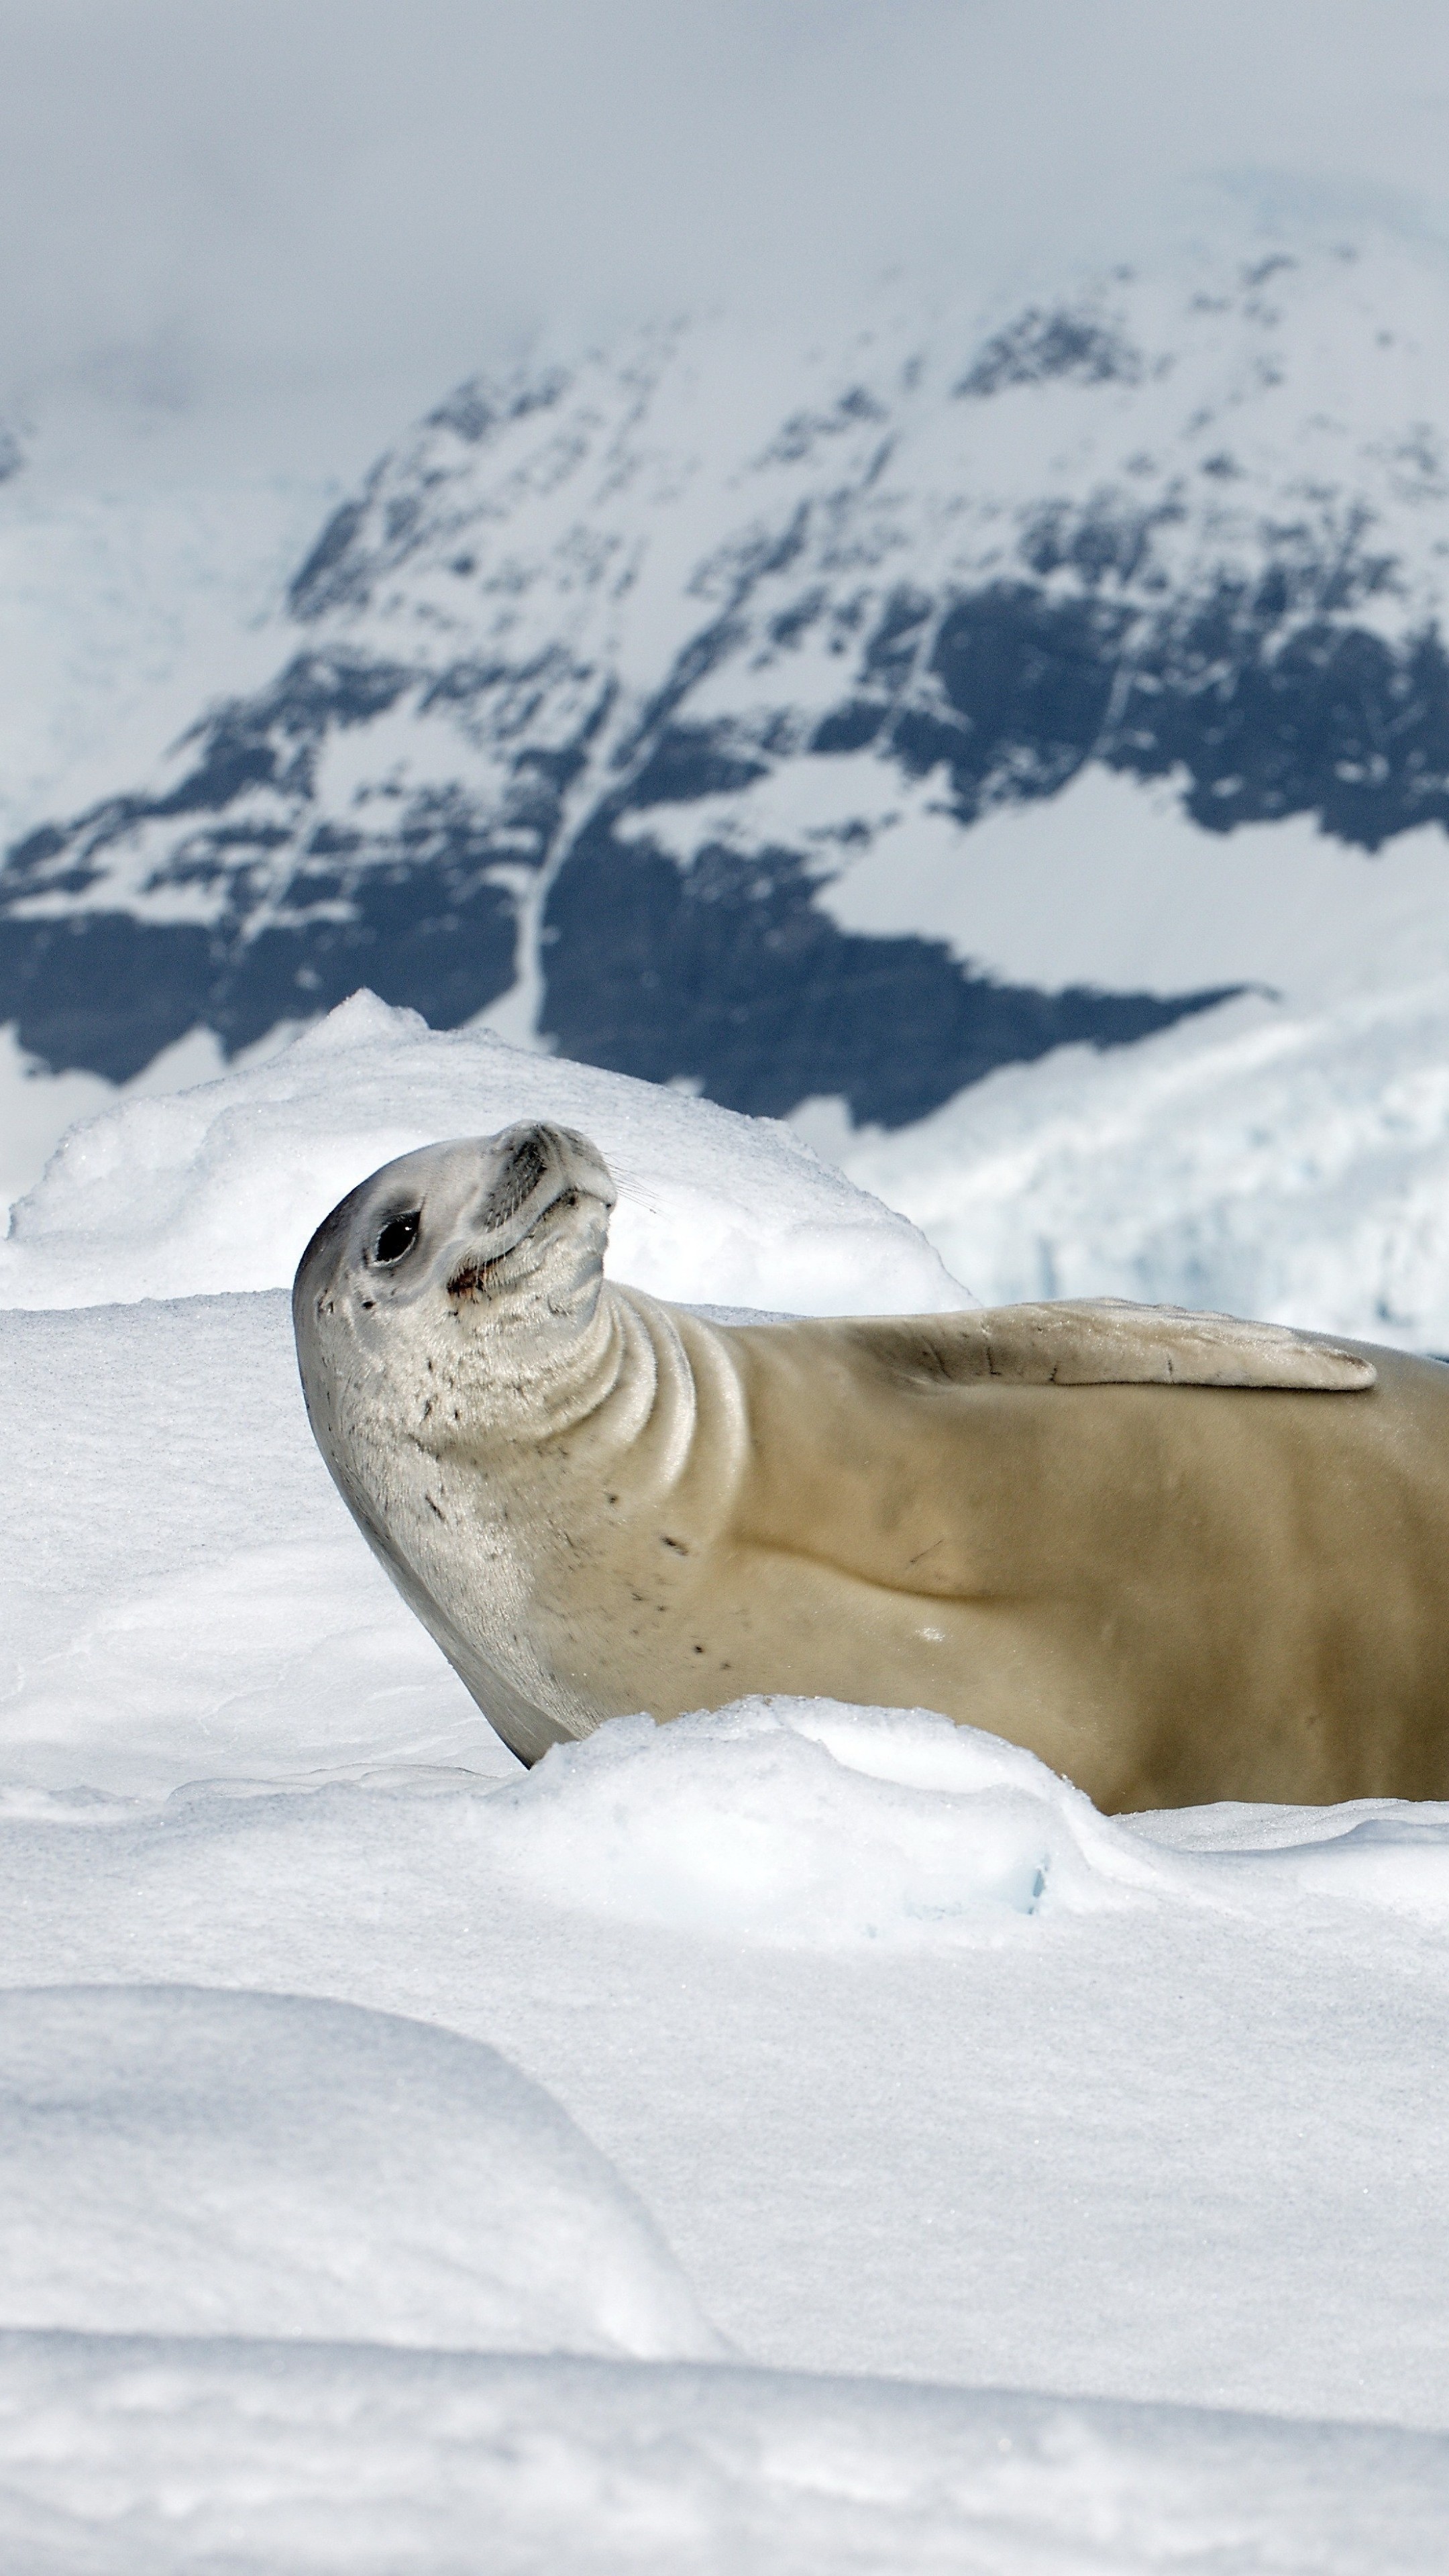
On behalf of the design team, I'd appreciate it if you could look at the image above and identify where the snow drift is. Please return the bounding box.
[477,1699,1169,1944]
[0,1287,496,1792]
[0,1986,718,2359]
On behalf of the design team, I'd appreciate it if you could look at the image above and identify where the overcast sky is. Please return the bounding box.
[5,1,1449,471]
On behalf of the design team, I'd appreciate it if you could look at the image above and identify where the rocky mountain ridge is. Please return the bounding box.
[6,240,1449,1123]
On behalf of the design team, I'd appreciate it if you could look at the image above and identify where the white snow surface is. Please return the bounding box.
[5,2341,1449,2576]
[478,1699,1170,1944]
[6,1028,1449,2567]
[0,991,961,1314]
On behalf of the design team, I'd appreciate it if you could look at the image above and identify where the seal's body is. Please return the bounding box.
[294,1122,1449,1811]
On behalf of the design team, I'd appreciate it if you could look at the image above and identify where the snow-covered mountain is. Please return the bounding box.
[7,239,1449,1126]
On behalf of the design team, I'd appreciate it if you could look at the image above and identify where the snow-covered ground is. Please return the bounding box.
[5,1006,1449,2568]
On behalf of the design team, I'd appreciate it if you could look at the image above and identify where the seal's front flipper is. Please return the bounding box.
[974,1299,1376,1391]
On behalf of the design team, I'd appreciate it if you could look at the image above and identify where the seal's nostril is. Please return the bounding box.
[480,1135,549,1232]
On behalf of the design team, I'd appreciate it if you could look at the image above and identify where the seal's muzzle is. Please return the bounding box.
[445,1122,616,1300]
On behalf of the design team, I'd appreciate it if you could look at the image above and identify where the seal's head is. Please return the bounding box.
[292,1120,622,1758]
[293,1121,619,1462]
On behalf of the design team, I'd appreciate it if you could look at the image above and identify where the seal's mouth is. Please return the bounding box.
[446,1183,581,1298]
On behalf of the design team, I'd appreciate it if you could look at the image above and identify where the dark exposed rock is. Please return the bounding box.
[540,828,1234,1128]
[0,861,517,1082]
[288,500,372,620]
[955,308,1145,398]
[625,727,772,808]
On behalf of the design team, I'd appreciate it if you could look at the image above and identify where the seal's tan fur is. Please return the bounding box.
[294,1122,1449,1811]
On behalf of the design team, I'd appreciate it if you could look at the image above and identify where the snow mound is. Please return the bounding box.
[0,1986,718,2360]
[479,1699,1449,1944]
[2,2338,1447,2576]
[0,992,963,1315]
[475,1700,1169,1945]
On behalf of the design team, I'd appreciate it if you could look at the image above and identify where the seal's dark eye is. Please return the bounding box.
[373,1212,421,1265]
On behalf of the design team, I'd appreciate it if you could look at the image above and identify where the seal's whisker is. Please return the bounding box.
[608,1165,665,1218]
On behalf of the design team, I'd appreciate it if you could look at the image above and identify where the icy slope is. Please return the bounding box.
[828,963,1449,1350]
[10,238,1449,1126]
